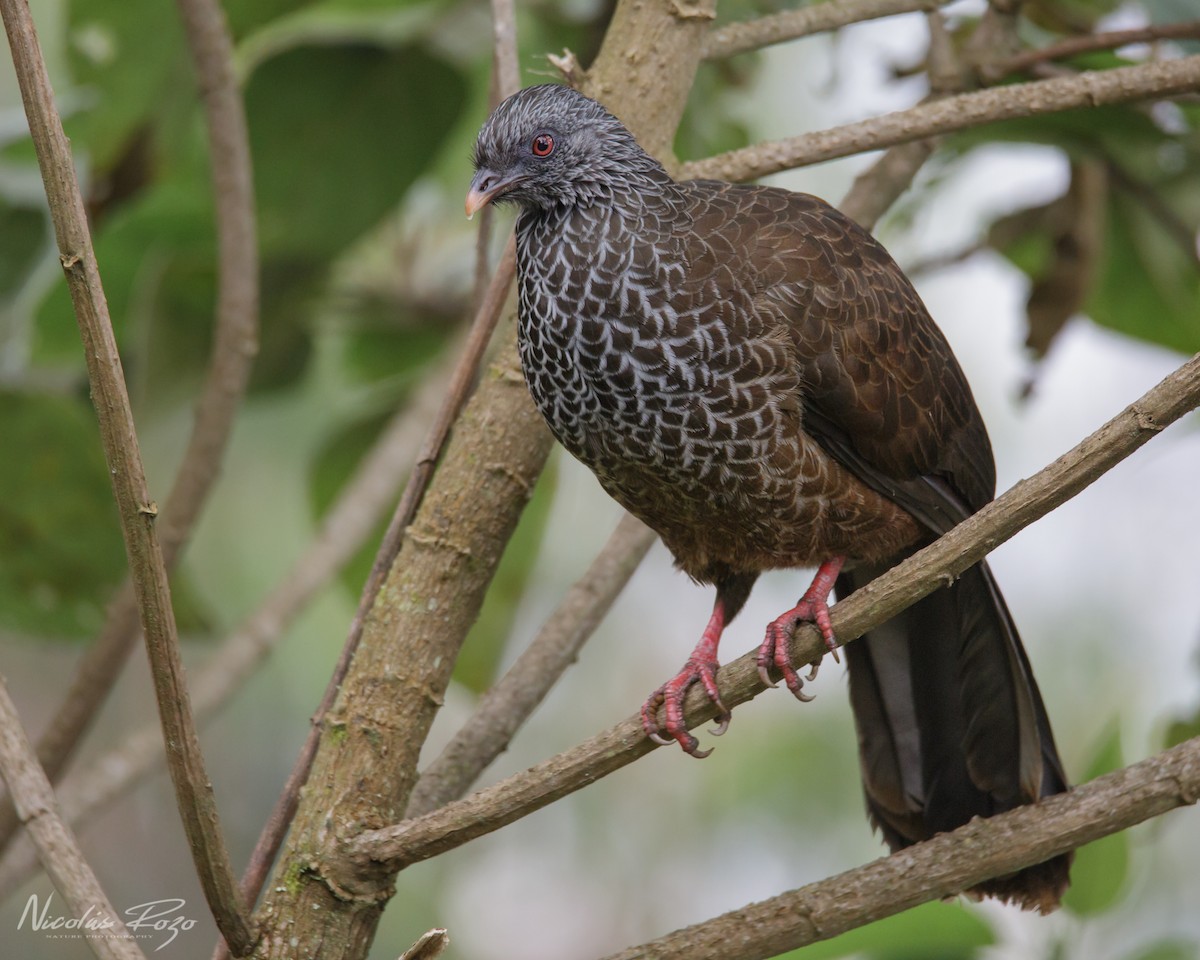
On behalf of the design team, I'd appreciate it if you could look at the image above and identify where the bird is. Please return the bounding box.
[467,83,1071,911]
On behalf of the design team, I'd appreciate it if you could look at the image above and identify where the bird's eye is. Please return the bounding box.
[531,134,555,158]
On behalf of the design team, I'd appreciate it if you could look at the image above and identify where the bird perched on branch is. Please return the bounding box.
[467,83,1071,911]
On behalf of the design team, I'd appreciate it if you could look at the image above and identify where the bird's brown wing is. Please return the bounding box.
[682,180,1070,910]
[683,180,996,517]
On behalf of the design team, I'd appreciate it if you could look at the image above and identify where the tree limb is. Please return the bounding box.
[246,0,719,952]
[344,349,1200,875]
[703,0,947,61]
[682,55,1200,182]
[0,0,253,951]
[0,676,144,960]
[596,735,1200,960]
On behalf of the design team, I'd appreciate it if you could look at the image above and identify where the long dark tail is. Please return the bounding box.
[838,559,1071,913]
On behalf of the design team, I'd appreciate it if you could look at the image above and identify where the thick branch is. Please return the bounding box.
[703,0,946,61]
[345,350,1200,874]
[0,0,253,951]
[683,55,1200,182]
[597,735,1200,960]
[0,676,143,960]
[248,0,719,953]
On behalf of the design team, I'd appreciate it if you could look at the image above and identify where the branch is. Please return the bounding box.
[984,21,1200,81]
[703,0,946,61]
[682,55,1200,182]
[0,1,253,952]
[0,676,144,960]
[0,0,260,857]
[596,736,1200,960]
[344,349,1200,875]
[406,512,656,817]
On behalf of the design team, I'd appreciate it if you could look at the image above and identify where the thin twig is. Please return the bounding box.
[985,21,1200,81]
[0,676,144,960]
[596,735,1200,960]
[342,349,1200,876]
[406,513,656,817]
[0,0,254,952]
[683,55,1200,182]
[0,0,260,858]
[703,0,947,61]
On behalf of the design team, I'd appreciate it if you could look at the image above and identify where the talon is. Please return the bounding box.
[641,597,735,756]
[758,558,845,704]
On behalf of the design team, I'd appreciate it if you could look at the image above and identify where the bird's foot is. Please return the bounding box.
[757,558,845,701]
[641,599,731,758]
[641,655,730,758]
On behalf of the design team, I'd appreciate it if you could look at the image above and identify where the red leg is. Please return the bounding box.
[641,597,731,758]
[758,557,845,700]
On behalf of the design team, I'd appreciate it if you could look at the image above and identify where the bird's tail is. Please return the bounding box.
[838,559,1072,913]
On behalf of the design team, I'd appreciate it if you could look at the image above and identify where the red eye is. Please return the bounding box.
[531,134,555,157]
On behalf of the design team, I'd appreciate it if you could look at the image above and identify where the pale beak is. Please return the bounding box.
[465,168,521,218]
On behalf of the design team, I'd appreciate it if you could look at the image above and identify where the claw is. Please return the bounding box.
[641,597,733,757]
[758,558,845,703]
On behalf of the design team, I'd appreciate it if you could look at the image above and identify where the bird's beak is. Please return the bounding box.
[465,168,521,219]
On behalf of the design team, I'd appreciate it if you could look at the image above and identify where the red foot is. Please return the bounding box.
[757,557,845,701]
[641,600,730,758]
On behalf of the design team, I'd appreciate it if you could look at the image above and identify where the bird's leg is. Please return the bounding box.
[641,596,732,758]
[758,557,845,700]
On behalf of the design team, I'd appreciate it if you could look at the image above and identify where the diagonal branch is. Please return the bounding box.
[703,0,947,61]
[0,676,144,960]
[0,0,253,951]
[0,0,261,858]
[596,735,1200,960]
[343,349,1200,876]
[683,55,1200,183]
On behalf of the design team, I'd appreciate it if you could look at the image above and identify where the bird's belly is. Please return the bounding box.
[520,335,919,576]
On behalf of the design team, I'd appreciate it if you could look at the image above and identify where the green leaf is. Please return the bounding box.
[245,42,467,259]
[1088,188,1200,355]
[1123,940,1200,960]
[65,0,188,169]
[0,391,126,638]
[0,199,46,299]
[781,900,993,959]
[1063,721,1130,916]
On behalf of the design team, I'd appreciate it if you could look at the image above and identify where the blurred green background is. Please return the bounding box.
[1,0,1199,957]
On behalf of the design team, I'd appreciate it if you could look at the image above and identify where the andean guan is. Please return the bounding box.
[467,83,1071,911]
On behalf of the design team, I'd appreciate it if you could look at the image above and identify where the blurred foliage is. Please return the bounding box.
[1063,722,1130,916]
[784,901,994,959]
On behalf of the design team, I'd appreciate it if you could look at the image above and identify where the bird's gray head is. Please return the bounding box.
[466,85,666,217]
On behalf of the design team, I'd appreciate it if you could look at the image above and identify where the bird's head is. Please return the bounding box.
[466,84,663,217]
